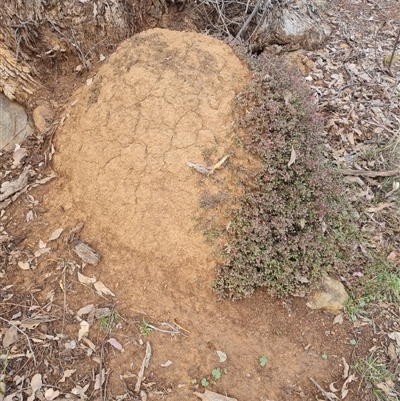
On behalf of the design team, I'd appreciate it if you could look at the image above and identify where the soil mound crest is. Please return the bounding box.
[54,28,248,267]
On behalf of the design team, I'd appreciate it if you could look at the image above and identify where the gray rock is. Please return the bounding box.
[306,276,349,313]
[0,93,33,151]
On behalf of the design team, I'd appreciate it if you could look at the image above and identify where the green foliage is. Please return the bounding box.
[352,352,398,401]
[346,254,400,315]
[201,377,209,387]
[212,368,222,379]
[99,310,119,332]
[139,318,153,336]
[259,356,268,366]
[214,49,359,299]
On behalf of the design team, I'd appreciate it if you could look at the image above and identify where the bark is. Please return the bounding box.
[0,42,38,104]
[252,0,331,50]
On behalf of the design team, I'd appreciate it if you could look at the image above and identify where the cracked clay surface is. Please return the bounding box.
[46,29,351,400]
[54,28,247,264]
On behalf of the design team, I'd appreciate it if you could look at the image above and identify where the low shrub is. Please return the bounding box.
[213,49,359,299]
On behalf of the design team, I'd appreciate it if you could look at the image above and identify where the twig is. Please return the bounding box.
[336,168,400,177]
[216,0,233,39]
[99,343,105,401]
[0,316,37,366]
[46,18,88,67]
[145,322,184,336]
[389,26,400,69]
[236,0,263,39]
[309,377,336,401]
[135,341,152,393]
[250,0,271,40]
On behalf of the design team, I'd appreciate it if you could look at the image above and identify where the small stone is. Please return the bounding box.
[306,276,349,313]
[0,93,33,151]
[32,103,54,132]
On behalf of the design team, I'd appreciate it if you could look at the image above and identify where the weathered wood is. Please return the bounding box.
[251,0,331,50]
[0,42,37,104]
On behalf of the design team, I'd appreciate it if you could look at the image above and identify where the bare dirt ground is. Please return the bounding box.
[1,1,400,401]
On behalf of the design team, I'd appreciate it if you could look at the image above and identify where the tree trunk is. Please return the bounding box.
[192,0,331,51]
[252,0,331,50]
[0,42,38,105]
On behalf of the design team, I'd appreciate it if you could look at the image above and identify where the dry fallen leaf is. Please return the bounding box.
[26,210,35,222]
[216,350,227,363]
[44,388,60,400]
[94,281,115,297]
[27,373,42,401]
[71,383,90,398]
[342,357,349,379]
[388,332,400,346]
[18,261,30,270]
[13,146,27,165]
[94,368,105,390]
[82,337,96,351]
[48,228,63,241]
[333,314,343,325]
[341,373,356,399]
[161,360,173,367]
[58,369,76,383]
[329,382,339,392]
[2,325,19,348]
[107,338,123,351]
[77,304,95,317]
[288,146,297,167]
[366,202,395,213]
[78,320,90,341]
[77,272,97,285]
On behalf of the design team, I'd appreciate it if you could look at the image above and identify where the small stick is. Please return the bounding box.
[0,316,37,366]
[309,377,336,401]
[389,26,400,69]
[336,169,400,177]
[135,341,152,393]
[236,0,263,40]
[99,344,105,401]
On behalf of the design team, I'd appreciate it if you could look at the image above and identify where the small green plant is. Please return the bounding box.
[201,378,209,387]
[212,368,221,379]
[259,355,268,366]
[139,318,153,336]
[99,310,119,332]
[321,353,328,360]
[350,339,357,345]
[352,352,397,401]
[212,49,362,299]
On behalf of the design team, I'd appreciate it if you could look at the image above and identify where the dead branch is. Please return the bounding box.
[0,316,37,366]
[389,26,400,69]
[336,168,400,177]
[309,378,337,401]
[236,0,263,39]
[135,341,152,393]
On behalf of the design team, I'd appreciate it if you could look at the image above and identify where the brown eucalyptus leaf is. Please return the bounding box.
[288,146,297,167]
[3,326,19,348]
